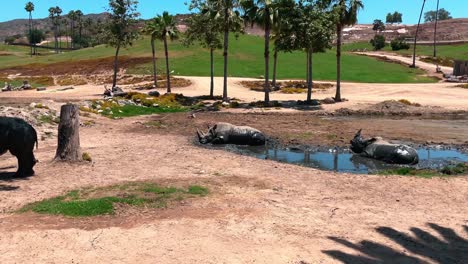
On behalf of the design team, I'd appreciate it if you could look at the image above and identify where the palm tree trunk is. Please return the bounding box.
[335,23,342,102]
[163,36,171,93]
[222,8,229,102]
[433,0,440,71]
[210,48,214,98]
[151,37,158,87]
[307,49,313,103]
[411,0,426,68]
[272,49,278,90]
[112,43,121,88]
[264,21,271,104]
[29,13,32,57]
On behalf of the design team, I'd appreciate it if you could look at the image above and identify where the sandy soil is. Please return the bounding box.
[0,54,467,263]
[0,115,467,264]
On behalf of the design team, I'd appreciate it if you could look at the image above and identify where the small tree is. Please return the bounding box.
[372,19,385,35]
[27,29,45,47]
[105,0,140,89]
[370,35,386,50]
[155,11,179,93]
[184,6,222,97]
[424,8,452,22]
[392,11,402,24]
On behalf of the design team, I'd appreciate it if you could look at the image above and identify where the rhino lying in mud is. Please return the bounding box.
[197,122,266,146]
[0,117,38,177]
[350,129,419,165]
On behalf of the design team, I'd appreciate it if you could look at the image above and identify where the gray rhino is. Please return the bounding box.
[197,122,266,146]
[0,117,38,177]
[350,129,419,165]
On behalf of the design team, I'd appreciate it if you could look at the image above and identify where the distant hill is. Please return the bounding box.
[0,13,108,42]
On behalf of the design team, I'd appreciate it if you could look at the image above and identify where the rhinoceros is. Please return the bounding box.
[197,122,266,146]
[0,117,38,177]
[350,129,419,165]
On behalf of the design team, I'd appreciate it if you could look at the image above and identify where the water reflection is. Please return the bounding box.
[223,144,468,174]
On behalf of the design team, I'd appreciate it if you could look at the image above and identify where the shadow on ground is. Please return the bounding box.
[323,223,468,264]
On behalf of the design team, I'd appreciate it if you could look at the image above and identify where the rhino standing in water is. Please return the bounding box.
[0,117,38,177]
[350,129,419,165]
[197,122,266,146]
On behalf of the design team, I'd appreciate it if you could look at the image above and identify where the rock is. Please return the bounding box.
[97,110,103,113]
[222,102,230,107]
[148,91,160,97]
[112,86,124,93]
[36,87,47,91]
[322,97,336,104]
[29,103,37,108]
[152,103,159,107]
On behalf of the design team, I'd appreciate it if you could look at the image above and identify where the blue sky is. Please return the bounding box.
[1,0,466,24]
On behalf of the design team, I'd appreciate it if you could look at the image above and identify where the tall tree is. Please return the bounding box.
[433,0,440,72]
[106,0,140,89]
[184,6,223,97]
[372,19,385,35]
[68,10,77,49]
[298,0,334,103]
[410,0,426,68]
[75,10,84,48]
[242,0,277,103]
[424,8,451,22]
[153,11,179,93]
[142,18,161,88]
[326,0,364,102]
[48,6,62,53]
[192,0,243,102]
[25,2,35,56]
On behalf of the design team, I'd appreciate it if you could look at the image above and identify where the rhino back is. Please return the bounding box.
[370,144,419,164]
[0,117,37,151]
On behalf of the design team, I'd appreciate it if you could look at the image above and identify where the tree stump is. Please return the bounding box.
[55,104,81,161]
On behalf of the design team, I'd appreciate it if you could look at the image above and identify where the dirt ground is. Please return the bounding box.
[0,56,467,263]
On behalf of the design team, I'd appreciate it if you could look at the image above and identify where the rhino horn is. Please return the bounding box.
[355,129,362,137]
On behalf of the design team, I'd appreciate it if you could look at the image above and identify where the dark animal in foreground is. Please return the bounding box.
[350,129,419,165]
[197,122,266,146]
[0,117,38,177]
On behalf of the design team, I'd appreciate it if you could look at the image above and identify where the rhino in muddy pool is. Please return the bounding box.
[197,122,266,146]
[350,129,419,165]
[0,117,38,177]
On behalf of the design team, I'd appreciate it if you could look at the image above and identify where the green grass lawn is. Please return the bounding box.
[0,34,435,83]
[342,41,468,61]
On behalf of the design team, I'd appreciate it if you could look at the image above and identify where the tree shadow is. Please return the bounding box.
[323,223,468,264]
[0,184,19,191]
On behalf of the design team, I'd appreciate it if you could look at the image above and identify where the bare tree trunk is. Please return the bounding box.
[112,43,121,88]
[335,23,342,102]
[272,49,278,90]
[433,0,440,72]
[151,37,158,87]
[222,8,230,102]
[307,49,313,103]
[163,36,171,93]
[264,14,271,104]
[411,0,426,68]
[55,104,81,161]
[29,13,32,57]
[210,48,214,98]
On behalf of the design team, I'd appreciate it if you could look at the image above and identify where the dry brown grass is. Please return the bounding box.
[56,76,88,86]
[240,80,333,93]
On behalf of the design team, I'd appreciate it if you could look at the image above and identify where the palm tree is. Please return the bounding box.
[433,0,440,72]
[25,2,35,56]
[48,6,63,53]
[242,0,276,103]
[155,11,179,93]
[184,6,222,98]
[205,0,243,102]
[75,10,84,48]
[410,0,426,68]
[327,0,363,102]
[68,10,77,49]
[142,17,162,88]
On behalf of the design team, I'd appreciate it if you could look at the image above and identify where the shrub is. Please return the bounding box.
[82,152,92,162]
[391,37,410,51]
[370,35,386,51]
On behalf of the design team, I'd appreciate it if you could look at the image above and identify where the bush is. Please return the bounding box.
[391,37,410,51]
[370,35,386,51]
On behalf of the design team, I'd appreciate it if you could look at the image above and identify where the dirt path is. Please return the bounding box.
[356,51,453,75]
[1,76,467,111]
[0,115,467,263]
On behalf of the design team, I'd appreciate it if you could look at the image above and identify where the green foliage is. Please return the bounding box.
[27,29,46,45]
[386,11,402,24]
[105,0,140,48]
[370,35,386,51]
[372,19,385,32]
[82,152,92,162]
[378,163,468,178]
[440,163,468,175]
[184,9,222,50]
[21,183,210,217]
[391,37,410,51]
[424,8,452,23]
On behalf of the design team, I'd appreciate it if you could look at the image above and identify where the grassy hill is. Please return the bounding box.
[0,34,437,83]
